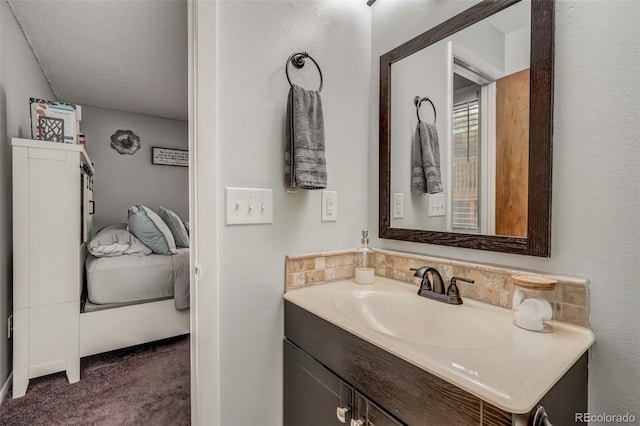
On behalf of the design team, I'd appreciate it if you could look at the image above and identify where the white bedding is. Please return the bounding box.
[85,248,190,305]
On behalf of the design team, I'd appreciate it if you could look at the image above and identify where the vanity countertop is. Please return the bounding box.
[284,277,595,414]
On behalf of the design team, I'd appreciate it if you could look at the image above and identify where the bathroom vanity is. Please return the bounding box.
[284,278,594,425]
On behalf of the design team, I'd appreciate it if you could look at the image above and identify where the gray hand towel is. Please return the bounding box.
[411,121,443,194]
[285,84,327,190]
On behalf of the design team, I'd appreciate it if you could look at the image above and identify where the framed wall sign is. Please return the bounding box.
[152,147,188,167]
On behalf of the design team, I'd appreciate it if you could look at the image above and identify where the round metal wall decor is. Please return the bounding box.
[110,129,141,155]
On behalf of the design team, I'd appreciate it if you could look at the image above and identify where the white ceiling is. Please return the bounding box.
[8,0,188,121]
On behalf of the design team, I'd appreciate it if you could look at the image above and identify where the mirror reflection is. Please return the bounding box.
[390,0,531,237]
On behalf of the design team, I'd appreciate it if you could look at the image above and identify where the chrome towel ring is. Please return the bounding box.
[414,96,437,125]
[286,51,323,92]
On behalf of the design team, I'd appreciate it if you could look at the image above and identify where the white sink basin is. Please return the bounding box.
[332,289,494,349]
[284,276,595,414]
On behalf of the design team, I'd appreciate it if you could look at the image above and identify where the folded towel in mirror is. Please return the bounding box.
[285,84,327,190]
[411,121,443,193]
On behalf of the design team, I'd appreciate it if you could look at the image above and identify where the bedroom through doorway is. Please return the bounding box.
[4,0,193,418]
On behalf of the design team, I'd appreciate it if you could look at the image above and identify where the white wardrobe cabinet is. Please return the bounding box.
[12,138,94,398]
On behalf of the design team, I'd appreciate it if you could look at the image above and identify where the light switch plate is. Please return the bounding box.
[321,190,337,222]
[226,187,273,225]
[393,193,404,218]
[428,193,446,217]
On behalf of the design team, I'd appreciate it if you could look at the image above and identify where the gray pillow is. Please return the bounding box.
[88,228,152,257]
[159,206,189,248]
[127,204,177,255]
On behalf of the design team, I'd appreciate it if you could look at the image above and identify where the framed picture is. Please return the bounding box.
[152,147,188,167]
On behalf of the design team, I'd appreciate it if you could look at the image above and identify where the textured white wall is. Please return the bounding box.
[0,0,56,389]
[80,106,189,231]
[370,0,640,417]
[390,42,449,231]
[505,26,531,75]
[198,1,371,424]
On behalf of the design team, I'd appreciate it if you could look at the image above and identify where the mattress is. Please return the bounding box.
[85,248,189,305]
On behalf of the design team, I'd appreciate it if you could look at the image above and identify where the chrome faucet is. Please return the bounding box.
[410,267,474,305]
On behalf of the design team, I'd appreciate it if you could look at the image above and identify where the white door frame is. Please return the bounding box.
[188,0,221,424]
[447,41,501,234]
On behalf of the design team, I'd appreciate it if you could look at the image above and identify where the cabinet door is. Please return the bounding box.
[354,392,405,426]
[25,148,81,306]
[284,340,353,426]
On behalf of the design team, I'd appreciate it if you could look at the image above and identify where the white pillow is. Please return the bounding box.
[94,222,127,234]
[88,228,152,257]
[127,204,177,255]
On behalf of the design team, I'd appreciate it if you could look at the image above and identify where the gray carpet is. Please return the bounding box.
[0,335,190,426]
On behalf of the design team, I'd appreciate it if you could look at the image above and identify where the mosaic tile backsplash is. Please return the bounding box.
[286,249,356,289]
[285,248,589,327]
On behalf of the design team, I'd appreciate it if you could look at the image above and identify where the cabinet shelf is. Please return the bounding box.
[12,138,94,173]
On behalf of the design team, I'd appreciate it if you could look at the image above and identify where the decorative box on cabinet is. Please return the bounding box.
[12,138,94,398]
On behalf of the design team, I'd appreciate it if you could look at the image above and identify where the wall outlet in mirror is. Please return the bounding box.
[393,193,404,219]
[428,193,446,217]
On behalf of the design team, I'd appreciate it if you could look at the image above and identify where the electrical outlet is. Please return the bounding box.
[393,193,404,218]
[321,190,337,222]
[428,193,446,217]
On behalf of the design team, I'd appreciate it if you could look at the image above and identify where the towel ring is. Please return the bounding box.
[414,96,436,125]
[286,52,323,92]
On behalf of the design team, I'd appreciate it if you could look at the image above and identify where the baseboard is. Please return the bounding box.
[0,372,12,405]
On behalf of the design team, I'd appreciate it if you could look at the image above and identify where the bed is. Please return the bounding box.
[79,219,191,358]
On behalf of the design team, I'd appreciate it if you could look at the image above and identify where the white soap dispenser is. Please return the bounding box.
[355,230,374,284]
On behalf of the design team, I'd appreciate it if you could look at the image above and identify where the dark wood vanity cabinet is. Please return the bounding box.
[353,391,404,426]
[284,301,588,426]
[284,340,354,426]
[284,340,403,426]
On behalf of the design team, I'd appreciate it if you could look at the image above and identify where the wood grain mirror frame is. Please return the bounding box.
[379,0,554,257]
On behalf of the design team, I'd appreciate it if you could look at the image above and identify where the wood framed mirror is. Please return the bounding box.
[379,0,553,257]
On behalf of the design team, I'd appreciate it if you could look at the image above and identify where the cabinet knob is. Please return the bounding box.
[336,407,350,423]
[350,420,365,426]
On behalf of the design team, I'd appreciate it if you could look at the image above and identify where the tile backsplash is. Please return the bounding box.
[285,249,356,290]
[285,248,589,327]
